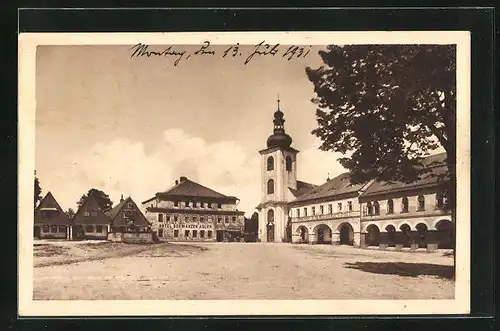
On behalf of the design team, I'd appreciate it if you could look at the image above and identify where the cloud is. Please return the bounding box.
[40,129,345,217]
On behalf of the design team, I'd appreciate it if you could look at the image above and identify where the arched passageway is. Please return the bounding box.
[366,224,381,246]
[416,223,428,248]
[399,224,412,247]
[296,226,309,243]
[339,223,354,246]
[436,219,454,249]
[385,225,397,247]
[313,224,332,244]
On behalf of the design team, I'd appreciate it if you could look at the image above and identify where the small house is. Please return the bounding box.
[34,191,70,239]
[72,194,111,240]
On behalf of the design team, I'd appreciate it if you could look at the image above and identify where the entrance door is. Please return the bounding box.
[266,224,275,242]
[34,226,40,239]
[317,228,324,243]
[216,230,224,242]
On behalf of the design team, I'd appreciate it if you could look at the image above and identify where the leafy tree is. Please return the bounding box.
[77,188,113,211]
[66,208,75,220]
[34,170,42,208]
[285,217,293,243]
[305,45,456,210]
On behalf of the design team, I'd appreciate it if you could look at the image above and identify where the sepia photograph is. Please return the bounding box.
[18,32,471,316]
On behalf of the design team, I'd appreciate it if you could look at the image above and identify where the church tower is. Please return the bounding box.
[257,98,299,242]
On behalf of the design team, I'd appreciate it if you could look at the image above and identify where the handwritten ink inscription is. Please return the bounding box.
[129,41,311,66]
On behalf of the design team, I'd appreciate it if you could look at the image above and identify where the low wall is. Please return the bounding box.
[123,232,154,244]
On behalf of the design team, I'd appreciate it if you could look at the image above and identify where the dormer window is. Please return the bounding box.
[127,203,133,208]
[84,211,90,217]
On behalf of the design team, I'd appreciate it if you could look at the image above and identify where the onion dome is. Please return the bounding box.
[266,97,293,149]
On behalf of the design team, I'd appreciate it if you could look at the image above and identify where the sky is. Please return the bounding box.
[35,44,348,216]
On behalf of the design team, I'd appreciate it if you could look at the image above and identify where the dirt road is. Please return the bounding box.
[33,242,454,300]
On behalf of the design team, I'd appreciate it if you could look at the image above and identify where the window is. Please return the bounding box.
[232,216,236,223]
[174,201,179,207]
[58,225,66,233]
[320,205,324,214]
[185,230,190,237]
[193,230,198,238]
[208,230,213,238]
[297,209,300,217]
[267,179,275,194]
[225,217,229,224]
[387,199,394,214]
[436,191,444,209]
[218,203,222,209]
[304,207,308,217]
[417,195,425,211]
[312,207,316,215]
[91,211,97,217]
[366,202,373,215]
[373,201,380,215]
[50,225,57,233]
[185,201,190,208]
[174,216,178,222]
[127,203,133,208]
[174,230,179,237]
[158,229,164,237]
[218,217,222,224]
[84,211,90,217]
[267,209,274,223]
[96,225,103,233]
[85,225,94,233]
[285,156,292,172]
[348,201,353,211]
[166,215,171,222]
[200,230,205,238]
[328,204,333,214]
[401,197,409,213]
[200,216,204,223]
[337,203,342,212]
[208,203,212,209]
[267,156,274,171]
[208,216,213,223]
[192,216,198,222]
[43,225,49,232]
[158,214,164,222]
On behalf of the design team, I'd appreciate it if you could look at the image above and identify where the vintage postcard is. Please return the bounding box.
[18,31,470,316]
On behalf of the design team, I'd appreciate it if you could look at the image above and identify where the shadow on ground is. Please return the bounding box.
[344,262,454,280]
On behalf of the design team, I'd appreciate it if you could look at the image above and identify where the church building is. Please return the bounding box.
[255,99,454,250]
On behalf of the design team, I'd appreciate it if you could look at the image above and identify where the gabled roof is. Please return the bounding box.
[361,153,449,197]
[290,172,367,205]
[34,191,70,225]
[105,197,150,227]
[73,194,111,225]
[154,178,237,201]
[289,180,318,198]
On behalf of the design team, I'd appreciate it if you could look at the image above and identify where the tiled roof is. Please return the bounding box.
[361,153,449,197]
[289,180,318,198]
[291,172,366,204]
[156,178,236,200]
[34,191,70,225]
[73,194,111,225]
[105,197,150,227]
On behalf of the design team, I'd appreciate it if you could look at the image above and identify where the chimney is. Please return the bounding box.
[180,176,188,182]
[120,194,124,203]
[175,180,179,185]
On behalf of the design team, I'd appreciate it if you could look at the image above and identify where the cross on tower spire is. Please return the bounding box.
[277,94,280,110]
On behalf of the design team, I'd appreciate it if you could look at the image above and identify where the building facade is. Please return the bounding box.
[106,195,153,243]
[142,176,245,242]
[256,100,454,250]
[72,194,111,240]
[34,191,71,239]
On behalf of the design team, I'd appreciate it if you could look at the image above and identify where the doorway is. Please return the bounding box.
[34,226,40,239]
[339,223,354,245]
[266,223,275,242]
[216,230,224,242]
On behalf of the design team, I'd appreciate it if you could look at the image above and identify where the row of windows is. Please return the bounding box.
[158,229,213,239]
[296,201,354,217]
[364,193,446,216]
[41,225,66,233]
[83,211,98,217]
[158,214,238,224]
[172,201,223,209]
[84,225,105,233]
[266,156,293,172]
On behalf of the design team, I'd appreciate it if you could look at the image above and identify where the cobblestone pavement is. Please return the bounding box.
[33,242,454,300]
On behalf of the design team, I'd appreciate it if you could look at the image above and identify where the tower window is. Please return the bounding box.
[267,156,274,171]
[267,179,275,194]
[267,209,274,223]
[285,156,292,172]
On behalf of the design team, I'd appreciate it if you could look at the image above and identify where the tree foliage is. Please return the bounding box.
[305,45,456,208]
[34,170,42,208]
[77,188,113,211]
[66,208,76,220]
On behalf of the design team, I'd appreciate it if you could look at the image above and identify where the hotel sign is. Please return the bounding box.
[171,223,213,229]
